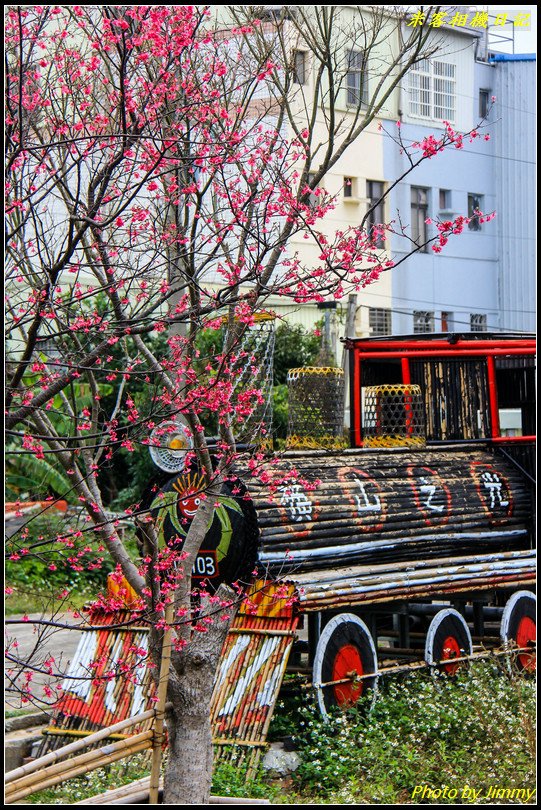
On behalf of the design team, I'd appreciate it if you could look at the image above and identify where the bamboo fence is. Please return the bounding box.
[210,581,299,780]
[35,607,153,757]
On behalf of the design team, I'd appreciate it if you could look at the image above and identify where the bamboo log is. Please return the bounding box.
[298,570,535,610]
[6,730,153,794]
[213,738,268,747]
[5,708,156,784]
[38,727,130,740]
[6,732,153,803]
[309,645,534,687]
[149,602,174,805]
[228,627,297,637]
[296,568,535,605]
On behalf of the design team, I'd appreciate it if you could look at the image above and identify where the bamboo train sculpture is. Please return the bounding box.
[31,333,536,775]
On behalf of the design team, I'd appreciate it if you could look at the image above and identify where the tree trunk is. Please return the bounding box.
[162,588,234,804]
[163,679,214,804]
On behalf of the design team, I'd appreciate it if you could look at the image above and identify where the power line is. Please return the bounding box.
[354,289,536,316]
[355,302,532,334]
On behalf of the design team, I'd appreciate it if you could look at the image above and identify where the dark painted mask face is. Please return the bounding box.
[177,488,201,519]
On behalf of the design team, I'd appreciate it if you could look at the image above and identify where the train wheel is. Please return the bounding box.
[313,614,378,719]
[500,591,536,673]
[425,608,472,676]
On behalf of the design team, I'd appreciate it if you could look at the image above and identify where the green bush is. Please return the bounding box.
[5,511,116,614]
[284,662,536,804]
[211,751,276,799]
[19,660,537,805]
[273,323,321,385]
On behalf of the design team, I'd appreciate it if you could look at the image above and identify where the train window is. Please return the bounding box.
[357,360,403,442]
[360,359,402,386]
[495,357,536,437]
[409,358,490,441]
[498,408,523,437]
[349,336,535,449]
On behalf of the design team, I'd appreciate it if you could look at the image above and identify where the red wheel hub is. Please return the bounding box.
[441,635,461,675]
[332,644,363,706]
[516,616,536,672]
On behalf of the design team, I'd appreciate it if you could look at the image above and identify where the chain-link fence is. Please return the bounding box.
[226,313,275,446]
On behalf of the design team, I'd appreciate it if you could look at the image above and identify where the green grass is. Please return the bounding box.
[4,584,97,616]
[5,707,37,719]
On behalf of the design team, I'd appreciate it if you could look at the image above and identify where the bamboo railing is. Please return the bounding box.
[5,710,156,803]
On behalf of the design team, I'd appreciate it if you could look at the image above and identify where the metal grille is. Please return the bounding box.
[369,307,391,336]
[413,310,434,333]
[409,58,456,122]
[286,367,345,449]
[470,313,487,331]
[362,384,425,447]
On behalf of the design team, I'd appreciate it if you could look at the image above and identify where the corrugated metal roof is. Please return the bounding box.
[489,53,536,61]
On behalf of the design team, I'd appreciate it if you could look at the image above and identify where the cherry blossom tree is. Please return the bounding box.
[5,5,493,803]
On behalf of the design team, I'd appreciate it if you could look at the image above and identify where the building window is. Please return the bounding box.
[479,89,490,119]
[346,49,368,106]
[413,311,434,333]
[306,172,322,207]
[441,311,453,332]
[369,307,392,336]
[468,194,483,231]
[470,313,487,332]
[439,189,451,211]
[344,177,355,198]
[411,186,429,251]
[408,59,456,123]
[366,180,385,247]
[293,50,307,85]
